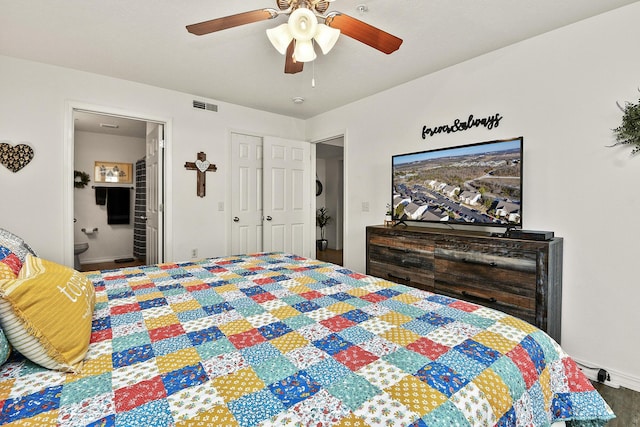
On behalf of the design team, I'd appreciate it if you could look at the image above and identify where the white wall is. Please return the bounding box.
[307,3,640,390]
[0,55,305,265]
[74,131,145,264]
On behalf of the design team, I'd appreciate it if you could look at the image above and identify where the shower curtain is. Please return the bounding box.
[133,158,146,260]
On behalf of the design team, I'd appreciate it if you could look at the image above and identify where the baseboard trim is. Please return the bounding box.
[574,357,640,392]
[81,255,136,264]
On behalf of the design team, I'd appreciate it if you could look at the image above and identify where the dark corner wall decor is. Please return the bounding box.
[74,170,91,188]
[0,142,34,173]
[422,113,504,139]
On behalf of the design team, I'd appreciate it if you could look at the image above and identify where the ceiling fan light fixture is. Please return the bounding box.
[293,39,317,62]
[314,24,340,54]
[288,7,318,41]
[266,23,293,55]
[187,3,403,74]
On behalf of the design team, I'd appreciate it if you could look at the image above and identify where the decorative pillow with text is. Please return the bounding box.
[0,255,95,372]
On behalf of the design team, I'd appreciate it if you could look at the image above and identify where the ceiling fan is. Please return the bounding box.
[186,0,403,74]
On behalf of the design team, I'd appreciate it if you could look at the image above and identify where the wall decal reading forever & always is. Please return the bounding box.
[422,113,503,139]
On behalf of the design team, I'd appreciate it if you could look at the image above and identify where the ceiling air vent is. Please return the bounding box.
[193,100,218,112]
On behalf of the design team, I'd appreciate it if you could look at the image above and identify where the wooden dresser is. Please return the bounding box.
[366,225,563,343]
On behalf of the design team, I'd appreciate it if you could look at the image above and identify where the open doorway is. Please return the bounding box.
[315,136,344,265]
[72,110,165,271]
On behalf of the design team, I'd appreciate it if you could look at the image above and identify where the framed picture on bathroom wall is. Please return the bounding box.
[94,161,133,184]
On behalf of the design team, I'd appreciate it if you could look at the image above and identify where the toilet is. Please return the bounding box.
[73,242,89,271]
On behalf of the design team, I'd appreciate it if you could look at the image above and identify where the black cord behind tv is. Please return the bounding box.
[392,137,523,229]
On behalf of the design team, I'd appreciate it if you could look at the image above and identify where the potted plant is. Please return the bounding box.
[385,203,393,222]
[316,207,332,251]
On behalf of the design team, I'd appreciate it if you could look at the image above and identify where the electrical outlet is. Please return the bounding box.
[191,248,198,258]
[218,201,224,211]
[597,369,609,383]
[362,201,369,212]
[576,362,621,388]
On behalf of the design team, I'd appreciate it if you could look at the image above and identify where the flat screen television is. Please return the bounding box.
[392,137,523,228]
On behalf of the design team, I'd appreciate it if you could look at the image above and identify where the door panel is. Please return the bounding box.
[263,137,310,256]
[231,133,263,254]
[269,224,286,252]
[292,168,304,210]
[145,123,163,264]
[291,223,305,256]
[270,168,286,211]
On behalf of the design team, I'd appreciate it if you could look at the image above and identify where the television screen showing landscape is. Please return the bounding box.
[392,137,522,227]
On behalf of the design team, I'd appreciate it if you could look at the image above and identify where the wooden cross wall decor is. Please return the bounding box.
[184,152,217,197]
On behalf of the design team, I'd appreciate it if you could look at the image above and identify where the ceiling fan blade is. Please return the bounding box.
[284,41,304,74]
[186,9,278,36]
[325,12,402,54]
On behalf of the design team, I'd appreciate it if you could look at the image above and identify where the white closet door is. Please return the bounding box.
[230,133,311,257]
[231,133,263,255]
[263,136,311,257]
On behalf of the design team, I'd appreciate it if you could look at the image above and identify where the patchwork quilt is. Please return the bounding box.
[0,253,614,426]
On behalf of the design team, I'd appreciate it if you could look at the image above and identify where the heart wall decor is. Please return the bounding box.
[195,159,210,173]
[0,142,35,173]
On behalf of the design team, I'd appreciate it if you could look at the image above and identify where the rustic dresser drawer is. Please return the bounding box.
[367,229,435,291]
[366,225,563,343]
[434,243,538,324]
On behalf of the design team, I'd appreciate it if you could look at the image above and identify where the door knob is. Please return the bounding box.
[266,216,272,221]
[137,215,148,221]
[233,217,240,222]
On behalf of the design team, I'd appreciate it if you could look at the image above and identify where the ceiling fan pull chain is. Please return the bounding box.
[311,41,316,88]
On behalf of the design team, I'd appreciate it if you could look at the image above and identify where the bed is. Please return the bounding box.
[0,238,615,426]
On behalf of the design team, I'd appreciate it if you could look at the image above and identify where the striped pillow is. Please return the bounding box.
[0,255,95,372]
[0,327,9,365]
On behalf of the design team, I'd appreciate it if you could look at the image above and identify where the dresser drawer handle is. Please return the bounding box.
[389,247,410,253]
[388,273,410,283]
[462,258,498,267]
[461,290,497,304]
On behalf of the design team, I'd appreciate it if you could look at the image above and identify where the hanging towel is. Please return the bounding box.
[95,187,107,205]
[107,187,131,225]
[133,159,147,259]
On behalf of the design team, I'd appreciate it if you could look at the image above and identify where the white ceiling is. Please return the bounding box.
[2,0,637,120]
[74,111,147,138]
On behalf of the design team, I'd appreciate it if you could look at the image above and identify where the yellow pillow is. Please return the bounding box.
[0,254,95,372]
[0,263,16,280]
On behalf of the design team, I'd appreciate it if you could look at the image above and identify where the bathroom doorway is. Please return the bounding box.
[72,110,165,271]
